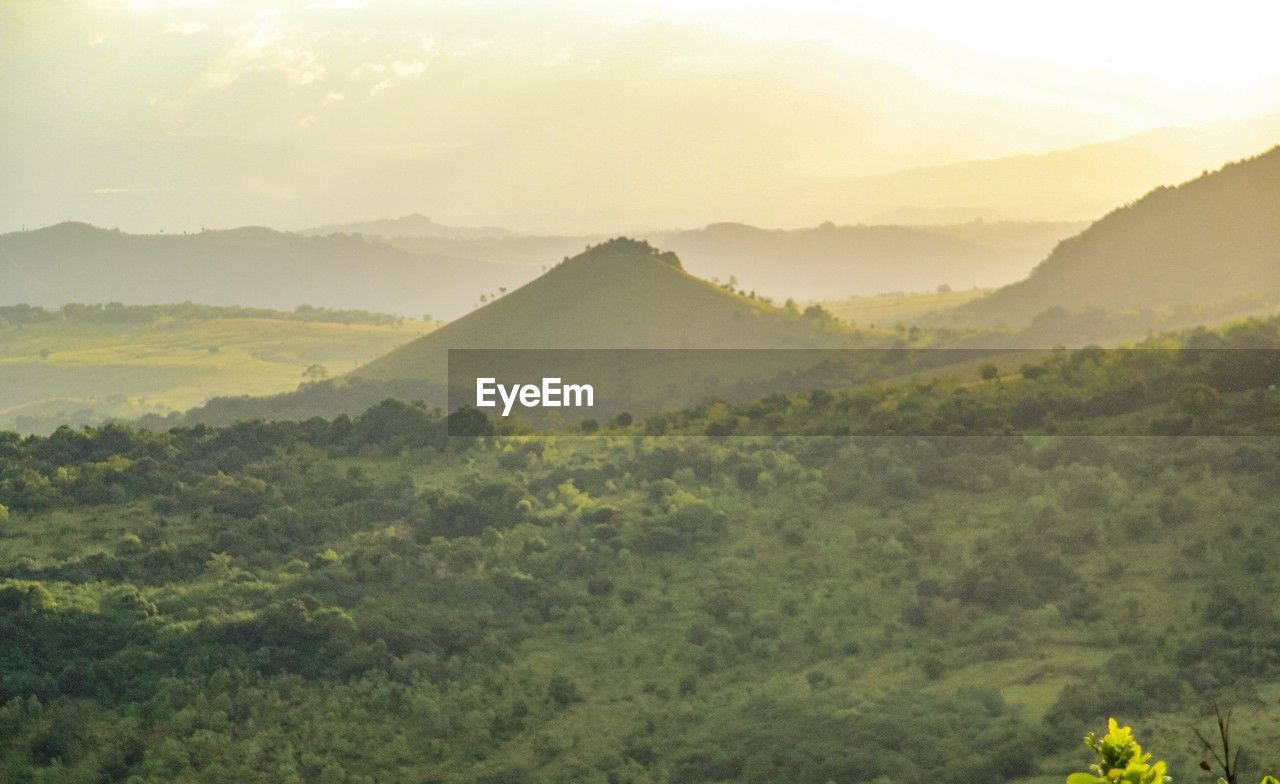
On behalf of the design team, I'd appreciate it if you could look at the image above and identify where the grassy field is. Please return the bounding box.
[820,288,991,327]
[0,316,431,432]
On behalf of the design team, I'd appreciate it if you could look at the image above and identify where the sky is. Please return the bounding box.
[2,0,1278,233]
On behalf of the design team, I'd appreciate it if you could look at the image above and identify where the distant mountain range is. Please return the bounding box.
[5,219,1084,319]
[344,220,1084,302]
[300,213,514,241]
[12,129,1280,344]
[0,223,535,321]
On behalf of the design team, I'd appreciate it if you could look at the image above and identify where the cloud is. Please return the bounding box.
[391,58,426,78]
[350,62,386,80]
[92,186,159,194]
[165,20,208,35]
[193,17,327,92]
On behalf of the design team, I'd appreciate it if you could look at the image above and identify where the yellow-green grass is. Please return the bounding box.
[821,288,991,326]
[0,317,431,432]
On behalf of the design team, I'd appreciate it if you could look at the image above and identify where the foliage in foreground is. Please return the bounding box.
[1069,718,1280,784]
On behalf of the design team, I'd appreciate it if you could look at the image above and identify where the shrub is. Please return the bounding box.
[547,675,582,706]
[1066,718,1167,784]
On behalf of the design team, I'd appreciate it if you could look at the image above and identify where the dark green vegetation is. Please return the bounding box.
[612,317,1280,437]
[0,223,533,321]
[940,146,1280,336]
[3,315,1280,783]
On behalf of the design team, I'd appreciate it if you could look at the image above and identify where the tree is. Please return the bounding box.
[1174,382,1220,416]
[979,362,999,381]
[547,675,582,706]
[303,364,329,382]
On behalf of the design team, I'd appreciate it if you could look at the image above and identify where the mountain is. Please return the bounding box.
[301,213,513,241]
[788,113,1280,224]
[0,223,536,320]
[162,239,991,427]
[353,238,866,385]
[938,146,1280,330]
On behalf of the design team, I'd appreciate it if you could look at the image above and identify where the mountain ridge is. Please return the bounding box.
[936,145,1280,329]
[0,222,536,321]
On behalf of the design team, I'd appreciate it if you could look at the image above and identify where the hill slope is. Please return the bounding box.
[940,146,1280,329]
[0,223,535,320]
[354,238,867,383]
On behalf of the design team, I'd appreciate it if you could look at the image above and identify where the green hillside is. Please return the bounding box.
[354,238,882,384]
[2,316,1280,783]
[941,146,1280,330]
[0,305,429,433]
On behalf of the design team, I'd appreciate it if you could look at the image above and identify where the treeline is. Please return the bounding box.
[0,302,409,327]
[624,317,1280,437]
[1004,289,1280,347]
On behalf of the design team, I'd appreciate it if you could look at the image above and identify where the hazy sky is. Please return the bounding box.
[2,0,1278,233]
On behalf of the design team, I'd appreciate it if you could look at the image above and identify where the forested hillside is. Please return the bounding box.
[941,147,1280,330]
[3,316,1280,783]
